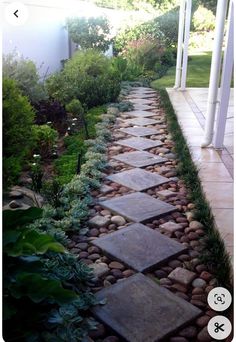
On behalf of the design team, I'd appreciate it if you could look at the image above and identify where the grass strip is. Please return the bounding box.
[158,88,232,289]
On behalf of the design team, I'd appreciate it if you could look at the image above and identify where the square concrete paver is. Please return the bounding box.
[130,99,155,106]
[107,168,169,191]
[92,273,201,342]
[115,137,163,150]
[93,223,187,272]
[125,110,157,117]
[120,127,160,137]
[124,117,159,126]
[100,192,176,222]
[113,151,167,167]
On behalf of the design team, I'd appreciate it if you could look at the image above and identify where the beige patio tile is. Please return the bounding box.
[198,162,233,182]
[211,208,234,239]
[202,182,233,209]
[190,147,222,163]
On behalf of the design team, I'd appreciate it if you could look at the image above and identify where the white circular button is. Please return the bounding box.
[207,316,232,340]
[5,2,29,26]
[207,287,232,311]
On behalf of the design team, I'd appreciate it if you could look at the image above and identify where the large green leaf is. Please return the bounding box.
[5,229,65,256]
[9,273,78,305]
[3,207,43,230]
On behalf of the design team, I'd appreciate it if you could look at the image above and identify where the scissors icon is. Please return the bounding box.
[214,322,225,333]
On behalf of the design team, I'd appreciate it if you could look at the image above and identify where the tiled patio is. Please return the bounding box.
[167,88,234,259]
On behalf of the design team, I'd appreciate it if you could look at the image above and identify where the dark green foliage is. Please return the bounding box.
[66,16,111,52]
[46,50,120,108]
[3,207,43,230]
[3,206,96,341]
[34,100,68,134]
[3,78,36,187]
[66,99,89,138]
[158,89,232,287]
[42,180,64,208]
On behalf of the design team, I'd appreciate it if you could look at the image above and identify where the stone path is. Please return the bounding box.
[87,87,213,341]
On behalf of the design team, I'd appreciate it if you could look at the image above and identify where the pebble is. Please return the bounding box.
[168,260,182,268]
[89,228,100,237]
[196,264,208,273]
[154,270,167,279]
[88,253,100,261]
[178,254,190,261]
[79,251,89,259]
[105,275,116,284]
[88,246,100,254]
[168,267,197,286]
[100,209,111,216]
[110,269,123,279]
[197,327,211,341]
[122,269,135,277]
[160,278,172,286]
[192,278,207,288]
[89,216,110,228]
[190,300,206,308]
[200,271,213,282]
[179,326,197,338]
[196,315,211,327]
[189,221,204,230]
[192,287,204,295]
[76,242,88,250]
[89,263,109,278]
[111,215,126,226]
[89,323,105,338]
[109,261,125,270]
[171,283,187,293]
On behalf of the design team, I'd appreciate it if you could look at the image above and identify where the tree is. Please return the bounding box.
[66,16,111,52]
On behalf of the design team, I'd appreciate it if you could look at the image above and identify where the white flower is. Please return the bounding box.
[33,154,40,158]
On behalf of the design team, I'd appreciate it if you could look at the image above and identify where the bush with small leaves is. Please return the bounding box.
[32,124,58,159]
[3,52,47,104]
[3,78,36,187]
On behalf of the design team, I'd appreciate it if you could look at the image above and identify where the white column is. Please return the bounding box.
[213,0,234,148]
[174,0,186,89]
[201,0,228,147]
[180,0,192,90]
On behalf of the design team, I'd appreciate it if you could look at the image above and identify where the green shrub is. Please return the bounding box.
[66,99,89,138]
[3,78,36,187]
[193,5,215,32]
[55,106,105,184]
[32,124,58,159]
[46,50,120,108]
[3,53,47,104]
[66,16,111,52]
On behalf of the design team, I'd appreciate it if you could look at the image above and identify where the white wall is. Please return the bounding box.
[2,0,157,77]
[2,1,69,77]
